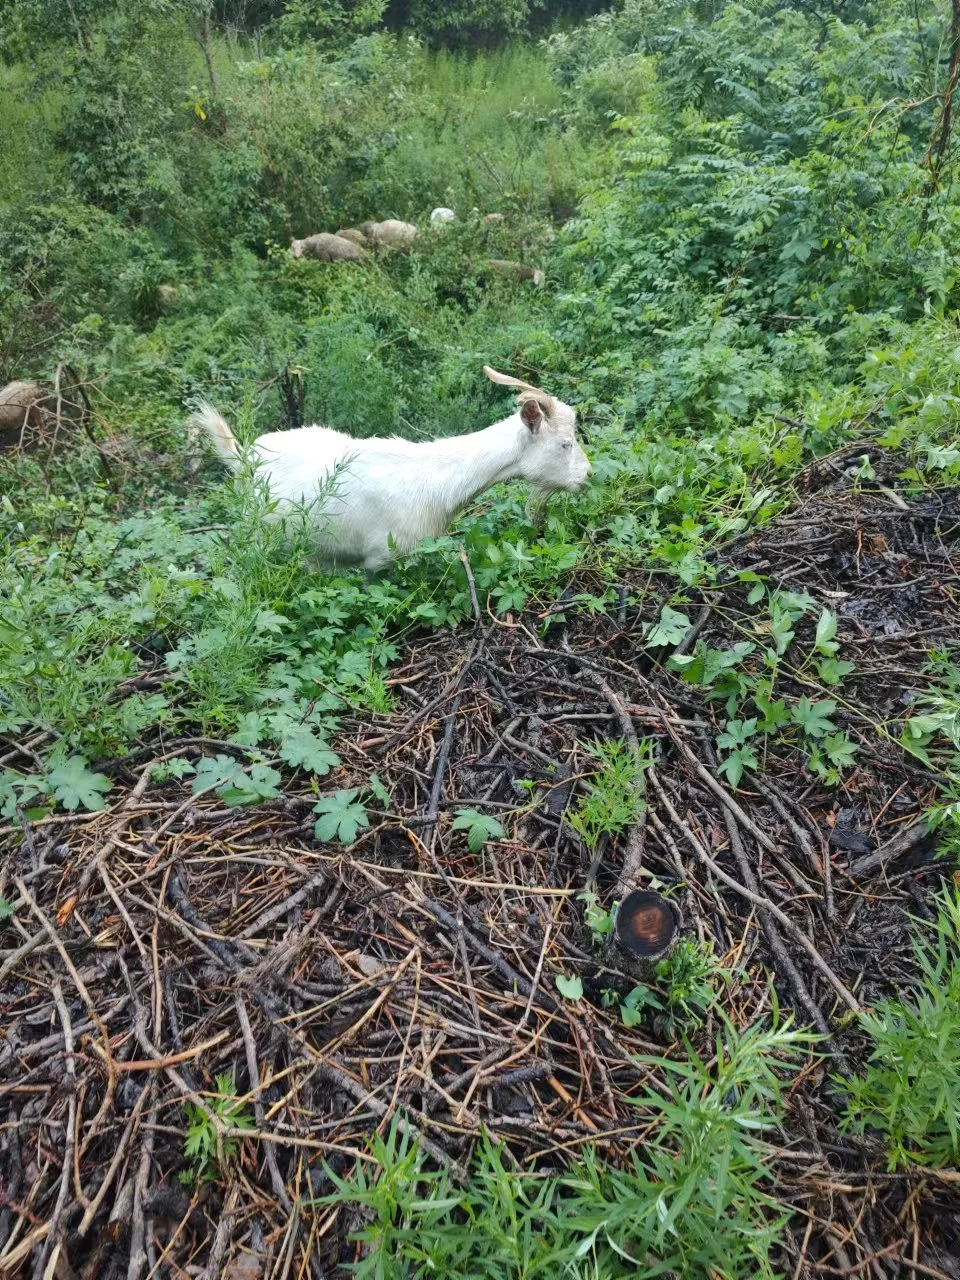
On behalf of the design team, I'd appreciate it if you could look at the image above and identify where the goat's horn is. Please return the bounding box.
[482,365,541,394]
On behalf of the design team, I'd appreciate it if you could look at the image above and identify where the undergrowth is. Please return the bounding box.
[841,886,960,1171]
[316,1005,813,1279]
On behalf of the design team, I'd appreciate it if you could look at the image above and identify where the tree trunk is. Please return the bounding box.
[198,11,218,101]
[922,0,960,210]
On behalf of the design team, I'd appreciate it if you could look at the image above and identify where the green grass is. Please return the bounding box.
[0,64,66,202]
[840,886,960,1171]
[568,737,652,851]
[315,1006,813,1279]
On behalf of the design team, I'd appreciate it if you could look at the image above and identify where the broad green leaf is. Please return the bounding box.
[279,725,341,776]
[452,809,505,852]
[644,605,691,649]
[791,696,838,740]
[556,973,584,1001]
[815,657,855,686]
[47,757,112,812]
[313,789,370,844]
[813,608,839,657]
[368,773,390,806]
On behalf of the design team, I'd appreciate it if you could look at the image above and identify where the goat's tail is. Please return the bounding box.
[186,400,241,470]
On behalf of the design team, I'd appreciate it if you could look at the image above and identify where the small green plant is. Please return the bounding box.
[313,788,372,844]
[451,808,505,852]
[618,937,726,1034]
[568,737,652,851]
[658,936,726,1025]
[190,754,283,806]
[840,886,960,1170]
[312,777,388,844]
[0,752,113,818]
[555,973,584,1001]
[315,1004,812,1278]
[182,1073,255,1183]
[579,888,615,948]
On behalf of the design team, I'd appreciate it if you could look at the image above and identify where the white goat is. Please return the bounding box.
[188,367,591,571]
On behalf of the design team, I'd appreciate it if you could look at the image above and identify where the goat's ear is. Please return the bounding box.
[520,398,543,432]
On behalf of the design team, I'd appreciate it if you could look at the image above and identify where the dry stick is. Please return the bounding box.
[235,994,293,1214]
[416,894,561,1016]
[663,726,780,858]
[646,768,860,1014]
[670,603,713,659]
[78,1086,150,1237]
[752,777,828,896]
[458,541,482,623]
[32,984,78,1280]
[0,998,130,1071]
[56,362,114,486]
[165,876,464,1178]
[126,1084,158,1280]
[849,820,930,878]
[73,760,157,901]
[198,1185,240,1280]
[424,690,465,852]
[13,876,117,1075]
[922,0,960,206]
[719,805,834,1042]
[93,1030,230,1073]
[315,1058,462,1177]
[0,927,46,986]
[236,868,329,940]
[585,668,646,888]
[372,642,478,754]
[688,733,816,904]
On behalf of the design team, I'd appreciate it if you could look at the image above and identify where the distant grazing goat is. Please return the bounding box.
[188,366,592,571]
[486,259,545,288]
[359,219,418,249]
[290,233,366,262]
[333,227,369,247]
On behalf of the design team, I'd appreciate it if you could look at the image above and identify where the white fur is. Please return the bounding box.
[188,392,591,571]
[430,207,456,225]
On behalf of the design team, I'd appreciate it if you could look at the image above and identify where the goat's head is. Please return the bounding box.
[483,365,592,494]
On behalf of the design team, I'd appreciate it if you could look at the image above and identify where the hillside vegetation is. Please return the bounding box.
[2,1,960,1277]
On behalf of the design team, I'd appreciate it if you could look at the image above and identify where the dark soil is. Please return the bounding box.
[2,448,959,1280]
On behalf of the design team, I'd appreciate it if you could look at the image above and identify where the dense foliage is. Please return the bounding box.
[4,0,960,827]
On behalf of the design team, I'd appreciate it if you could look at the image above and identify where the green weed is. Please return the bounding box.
[840,886,960,1171]
[568,738,652,851]
[315,1003,813,1278]
[182,1073,255,1183]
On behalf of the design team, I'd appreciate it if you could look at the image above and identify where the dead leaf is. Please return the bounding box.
[56,895,77,927]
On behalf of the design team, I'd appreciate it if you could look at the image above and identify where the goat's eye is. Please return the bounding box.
[561,440,572,451]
